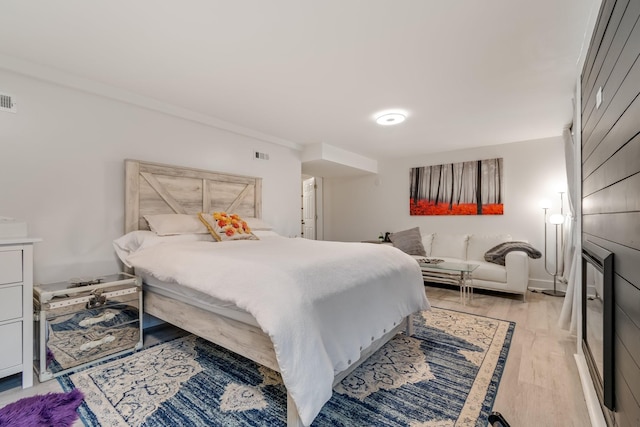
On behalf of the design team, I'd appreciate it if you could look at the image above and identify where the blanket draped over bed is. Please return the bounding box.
[125,235,429,426]
[484,241,542,266]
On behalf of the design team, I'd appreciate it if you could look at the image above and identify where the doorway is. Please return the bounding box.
[301,176,323,240]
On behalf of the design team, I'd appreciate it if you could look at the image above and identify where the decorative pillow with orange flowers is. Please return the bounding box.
[198,212,259,242]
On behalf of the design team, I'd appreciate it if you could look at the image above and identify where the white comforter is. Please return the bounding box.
[125,235,430,425]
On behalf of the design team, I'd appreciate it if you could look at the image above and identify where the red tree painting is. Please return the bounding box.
[410,158,504,215]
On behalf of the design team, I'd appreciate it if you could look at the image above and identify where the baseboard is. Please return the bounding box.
[528,277,568,292]
[575,353,606,427]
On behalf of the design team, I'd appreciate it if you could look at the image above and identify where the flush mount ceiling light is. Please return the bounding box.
[375,112,406,126]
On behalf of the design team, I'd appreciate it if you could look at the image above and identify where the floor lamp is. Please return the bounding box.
[541,193,566,297]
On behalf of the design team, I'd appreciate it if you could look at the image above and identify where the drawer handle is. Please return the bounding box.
[86,291,107,309]
[80,335,115,351]
[79,312,116,327]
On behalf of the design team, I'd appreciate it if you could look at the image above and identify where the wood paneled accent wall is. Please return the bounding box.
[581,0,640,425]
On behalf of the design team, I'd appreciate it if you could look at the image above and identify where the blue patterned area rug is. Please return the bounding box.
[58,308,514,426]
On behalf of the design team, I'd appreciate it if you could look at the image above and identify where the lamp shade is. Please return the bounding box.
[549,214,564,225]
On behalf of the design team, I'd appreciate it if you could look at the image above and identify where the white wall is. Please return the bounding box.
[0,69,301,283]
[324,136,567,287]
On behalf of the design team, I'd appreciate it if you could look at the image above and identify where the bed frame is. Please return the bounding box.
[124,159,413,426]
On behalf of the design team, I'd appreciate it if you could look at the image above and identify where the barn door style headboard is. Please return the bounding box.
[124,160,262,233]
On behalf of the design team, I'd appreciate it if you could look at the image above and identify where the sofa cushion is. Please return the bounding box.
[431,233,469,259]
[469,261,507,283]
[467,234,512,262]
[421,233,433,256]
[389,227,426,256]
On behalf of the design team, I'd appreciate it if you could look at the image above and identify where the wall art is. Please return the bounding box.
[409,158,503,215]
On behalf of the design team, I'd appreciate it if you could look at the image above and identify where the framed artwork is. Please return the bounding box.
[410,158,504,215]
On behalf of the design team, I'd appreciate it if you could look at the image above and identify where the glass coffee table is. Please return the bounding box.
[418,260,479,305]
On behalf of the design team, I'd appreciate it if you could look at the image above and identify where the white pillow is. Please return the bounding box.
[143,214,209,236]
[467,234,512,262]
[421,233,434,257]
[244,217,274,231]
[431,233,469,259]
[252,230,281,238]
[113,230,214,267]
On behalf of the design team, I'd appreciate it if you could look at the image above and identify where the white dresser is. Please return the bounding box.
[0,237,40,388]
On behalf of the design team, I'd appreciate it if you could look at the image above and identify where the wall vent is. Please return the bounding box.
[254,151,270,160]
[0,93,17,113]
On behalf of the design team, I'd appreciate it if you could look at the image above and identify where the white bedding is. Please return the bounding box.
[123,234,430,426]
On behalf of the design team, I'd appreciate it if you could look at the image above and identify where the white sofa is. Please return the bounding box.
[416,233,529,301]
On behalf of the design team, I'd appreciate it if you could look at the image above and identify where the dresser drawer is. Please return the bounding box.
[0,285,22,321]
[0,322,22,370]
[0,250,22,285]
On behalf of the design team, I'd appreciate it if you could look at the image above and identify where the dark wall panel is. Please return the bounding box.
[583,91,640,178]
[582,0,620,103]
[614,336,640,425]
[614,335,640,405]
[614,303,640,375]
[583,171,640,213]
[582,134,640,197]
[614,359,640,426]
[584,234,640,286]
[615,275,640,333]
[582,0,640,424]
[614,280,640,417]
[583,212,640,251]
[583,52,640,163]
[582,0,632,130]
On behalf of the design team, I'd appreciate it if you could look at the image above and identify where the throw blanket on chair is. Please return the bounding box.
[484,241,542,266]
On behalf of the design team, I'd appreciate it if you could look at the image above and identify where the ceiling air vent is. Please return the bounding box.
[0,93,17,113]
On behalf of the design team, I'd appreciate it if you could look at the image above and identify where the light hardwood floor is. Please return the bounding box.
[0,286,591,427]
[427,285,591,427]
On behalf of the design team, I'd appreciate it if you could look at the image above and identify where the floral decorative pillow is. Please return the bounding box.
[198,212,258,242]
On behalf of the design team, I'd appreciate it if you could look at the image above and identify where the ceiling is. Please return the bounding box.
[0,1,597,161]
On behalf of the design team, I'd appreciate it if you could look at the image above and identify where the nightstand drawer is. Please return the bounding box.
[0,285,22,321]
[0,322,22,370]
[46,304,142,372]
[0,250,22,285]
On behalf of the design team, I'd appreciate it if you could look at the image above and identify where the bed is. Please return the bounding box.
[120,159,430,426]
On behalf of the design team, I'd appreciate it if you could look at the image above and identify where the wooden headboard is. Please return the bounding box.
[124,160,262,233]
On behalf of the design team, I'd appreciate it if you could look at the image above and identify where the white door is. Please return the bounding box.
[302,177,316,240]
